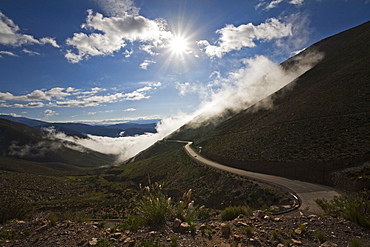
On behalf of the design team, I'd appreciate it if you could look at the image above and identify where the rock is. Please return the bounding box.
[220,223,231,236]
[235,221,248,227]
[180,222,191,232]
[319,241,338,247]
[277,244,285,247]
[233,234,241,240]
[273,217,282,222]
[89,237,98,246]
[112,232,122,239]
[199,223,207,230]
[294,228,302,235]
[263,215,271,220]
[253,210,265,218]
[173,218,182,228]
[291,239,302,245]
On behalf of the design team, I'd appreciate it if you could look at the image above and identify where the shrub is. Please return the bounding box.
[351,238,363,247]
[220,206,252,221]
[0,230,21,241]
[136,183,174,225]
[115,215,144,231]
[170,236,178,247]
[315,230,327,243]
[244,226,253,236]
[316,193,370,228]
[0,202,32,224]
[48,212,58,226]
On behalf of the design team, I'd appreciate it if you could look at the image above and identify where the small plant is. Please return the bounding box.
[115,215,144,231]
[350,238,363,247]
[0,230,21,241]
[95,239,112,247]
[244,226,253,236]
[220,205,252,221]
[315,230,327,243]
[170,236,178,247]
[298,223,307,233]
[48,212,58,226]
[196,206,211,220]
[271,229,279,239]
[220,223,231,237]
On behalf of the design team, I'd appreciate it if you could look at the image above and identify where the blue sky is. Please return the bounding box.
[0,0,369,124]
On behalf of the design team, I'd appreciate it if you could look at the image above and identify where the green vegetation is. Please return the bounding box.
[114,215,144,231]
[136,183,175,225]
[316,193,370,228]
[315,230,327,243]
[0,201,32,224]
[220,205,252,221]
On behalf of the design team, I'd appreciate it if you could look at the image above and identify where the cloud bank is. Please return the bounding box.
[0,84,161,108]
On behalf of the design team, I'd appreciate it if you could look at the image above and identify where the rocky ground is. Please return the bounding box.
[1,210,369,247]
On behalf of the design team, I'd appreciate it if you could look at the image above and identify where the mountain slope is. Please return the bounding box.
[0,119,115,169]
[169,21,370,186]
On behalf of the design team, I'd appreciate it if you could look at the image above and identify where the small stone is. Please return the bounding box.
[112,232,122,239]
[273,217,281,222]
[89,237,98,246]
[294,228,302,235]
[263,215,271,220]
[149,231,157,236]
[233,234,241,240]
[180,222,191,232]
[292,239,302,245]
[199,223,207,230]
[253,210,265,218]
[173,218,182,228]
[123,237,132,244]
[277,244,285,247]
[319,241,338,247]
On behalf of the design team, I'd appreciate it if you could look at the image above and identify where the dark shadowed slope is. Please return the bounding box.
[170,21,370,187]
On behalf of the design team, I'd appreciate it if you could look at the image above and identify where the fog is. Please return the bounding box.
[50,51,324,164]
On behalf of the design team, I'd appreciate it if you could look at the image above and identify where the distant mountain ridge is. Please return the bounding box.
[0,115,159,137]
[0,118,115,170]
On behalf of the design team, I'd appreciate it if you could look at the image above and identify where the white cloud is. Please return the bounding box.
[0,102,44,108]
[0,112,21,117]
[43,109,58,118]
[0,11,59,48]
[22,49,41,56]
[0,86,155,108]
[256,0,304,10]
[140,59,156,70]
[0,50,17,57]
[124,108,136,111]
[65,9,172,63]
[197,18,292,58]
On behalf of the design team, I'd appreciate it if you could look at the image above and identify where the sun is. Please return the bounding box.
[169,36,189,55]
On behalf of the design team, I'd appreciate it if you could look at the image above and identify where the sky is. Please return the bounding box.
[0,0,369,125]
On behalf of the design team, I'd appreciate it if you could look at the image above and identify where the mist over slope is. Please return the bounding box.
[0,119,115,169]
[168,21,370,185]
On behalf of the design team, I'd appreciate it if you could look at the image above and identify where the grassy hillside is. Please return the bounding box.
[169,21,370,186]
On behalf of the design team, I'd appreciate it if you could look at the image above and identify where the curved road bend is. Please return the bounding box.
[184,142,340,214]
